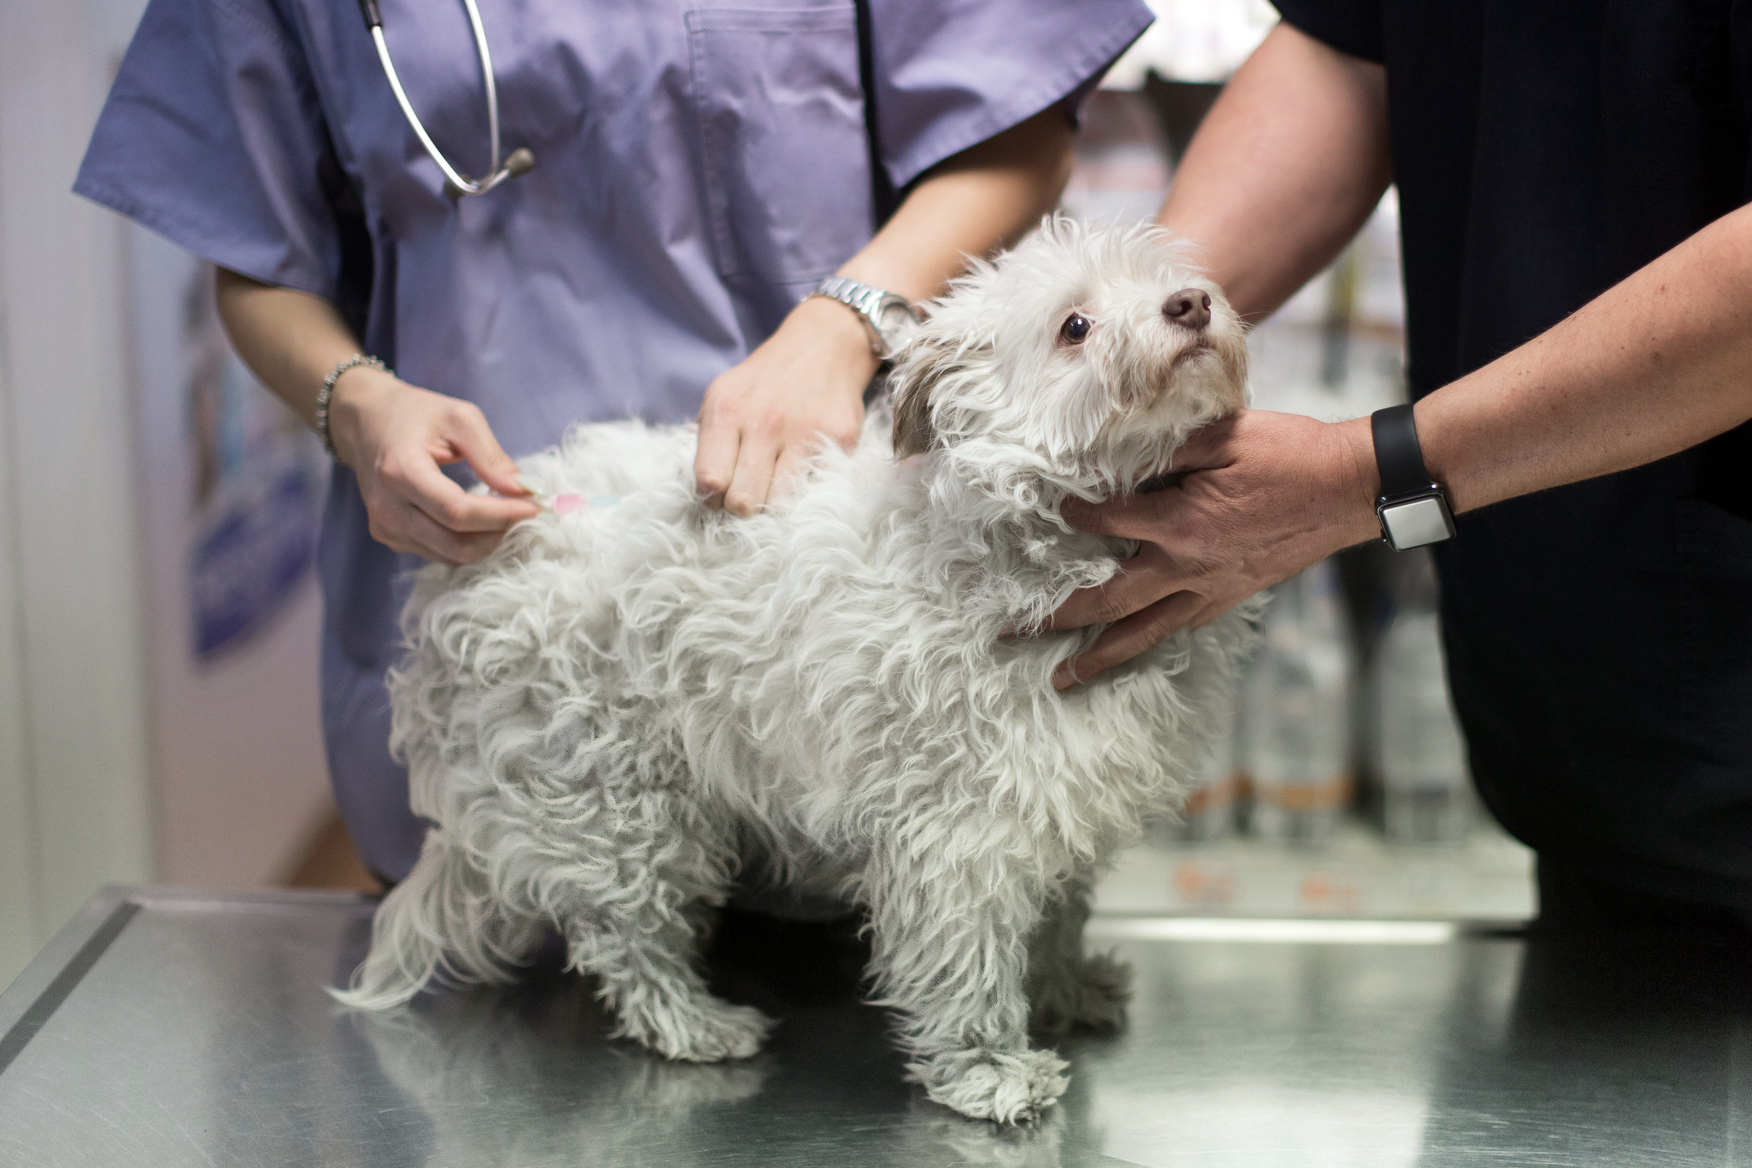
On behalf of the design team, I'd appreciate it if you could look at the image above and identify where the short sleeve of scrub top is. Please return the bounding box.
[74,0,1156,882]
[76,0,345,300]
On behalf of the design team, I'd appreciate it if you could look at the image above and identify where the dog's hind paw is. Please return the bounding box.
[910,1047,1070,1125]
[616,995,775,1063]
[1030,952,1133,1039]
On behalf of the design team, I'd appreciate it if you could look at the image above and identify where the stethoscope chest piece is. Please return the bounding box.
[359,0,536,198]
[442,146,536,200]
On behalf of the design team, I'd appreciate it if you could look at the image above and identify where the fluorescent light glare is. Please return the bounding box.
[1086,917,1458,945]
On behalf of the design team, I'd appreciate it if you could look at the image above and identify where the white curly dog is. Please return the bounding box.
[334,219,1258,1124]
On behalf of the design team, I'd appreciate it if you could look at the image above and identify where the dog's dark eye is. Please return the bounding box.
[1060,313,1092,344]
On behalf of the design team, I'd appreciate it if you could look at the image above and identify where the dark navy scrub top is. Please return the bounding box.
[76,0,1153,880]
[1275,0,1752,912]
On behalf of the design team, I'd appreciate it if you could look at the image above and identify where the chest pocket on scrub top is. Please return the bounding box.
[686,5,874,286]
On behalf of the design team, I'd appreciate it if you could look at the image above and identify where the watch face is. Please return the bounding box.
[877,302,918,350]
[1379,495,1456,550]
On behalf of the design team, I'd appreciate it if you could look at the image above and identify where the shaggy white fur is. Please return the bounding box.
[333,218,1261,1124]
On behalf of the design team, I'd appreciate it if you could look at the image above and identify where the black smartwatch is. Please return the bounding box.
[1370,404,1456,550]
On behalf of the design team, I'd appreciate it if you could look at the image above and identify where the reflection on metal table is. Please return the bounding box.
[2,887,1748,1166]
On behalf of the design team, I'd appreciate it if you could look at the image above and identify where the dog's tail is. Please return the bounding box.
[329,833,537,1011]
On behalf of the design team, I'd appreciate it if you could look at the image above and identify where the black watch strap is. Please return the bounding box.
[1371,404,1433,499]
[1370,403,1456,550]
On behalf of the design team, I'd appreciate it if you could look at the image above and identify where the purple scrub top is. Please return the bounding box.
[76,0,1152,881]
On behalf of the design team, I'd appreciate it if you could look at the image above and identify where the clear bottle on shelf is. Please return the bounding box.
[1239,559,1355,845]
[1162,693,1240,842]
[1371,550,1472,843]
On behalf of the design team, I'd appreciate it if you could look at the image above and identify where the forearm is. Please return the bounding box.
[1411,205,1752,515]
[1158,23,1390,321]
[837,104,1075,304]
[213,268,365,429]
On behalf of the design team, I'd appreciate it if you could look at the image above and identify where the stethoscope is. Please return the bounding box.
[356,0,535,198]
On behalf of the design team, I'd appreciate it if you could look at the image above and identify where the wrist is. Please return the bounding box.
[325,365,400,469]
[1327,415,1385,547]
[785,296,883,380]
[1405,392,1464,512]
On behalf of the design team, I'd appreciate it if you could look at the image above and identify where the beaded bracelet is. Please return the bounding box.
[315,354,388,458]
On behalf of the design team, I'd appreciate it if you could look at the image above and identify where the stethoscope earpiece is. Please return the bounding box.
[366,0,533,199]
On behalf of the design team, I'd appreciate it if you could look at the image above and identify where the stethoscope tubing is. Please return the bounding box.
[359,0,527,197]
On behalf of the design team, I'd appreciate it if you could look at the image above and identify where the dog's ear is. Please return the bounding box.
[890,340,957,459]
[891,379,935,459]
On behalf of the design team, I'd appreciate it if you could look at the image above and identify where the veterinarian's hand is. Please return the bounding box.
[327,366,539,564]
[1047,410,1380,689]
[695,296,881,516]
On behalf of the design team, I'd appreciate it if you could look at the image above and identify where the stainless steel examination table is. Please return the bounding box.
[3,887,1749,1166]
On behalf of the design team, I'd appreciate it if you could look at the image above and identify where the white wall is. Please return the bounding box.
[0,0,157,985]
[0,271,44,989]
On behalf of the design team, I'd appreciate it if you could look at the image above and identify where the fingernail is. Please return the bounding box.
[1052,665,1074,691]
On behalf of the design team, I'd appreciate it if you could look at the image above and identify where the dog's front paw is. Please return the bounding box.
[1030,952,1133,1039]
[615,994,775,1063]
[909,1047,1070,1125]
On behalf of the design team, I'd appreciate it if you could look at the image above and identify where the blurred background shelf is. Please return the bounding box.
[1099,817,1536,921]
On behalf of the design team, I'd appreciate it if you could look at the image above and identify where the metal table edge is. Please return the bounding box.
[0,885,377,1073]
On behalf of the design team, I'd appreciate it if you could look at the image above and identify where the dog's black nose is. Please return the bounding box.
[1164,288,1212,330]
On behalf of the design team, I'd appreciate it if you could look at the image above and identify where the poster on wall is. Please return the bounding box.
[175,265,326,660]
